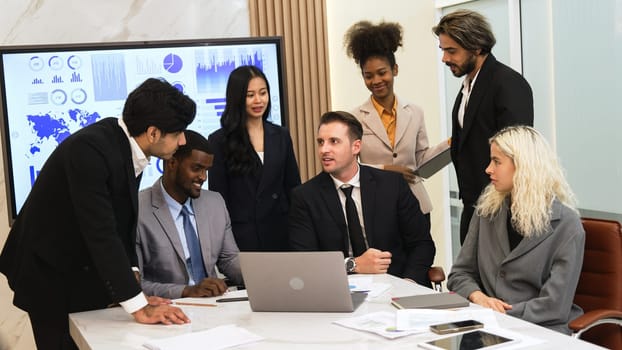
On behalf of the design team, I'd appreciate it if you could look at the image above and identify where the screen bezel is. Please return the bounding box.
[0,36,288,224]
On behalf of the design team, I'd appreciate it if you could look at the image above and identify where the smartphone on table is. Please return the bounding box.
[429,320,483,335]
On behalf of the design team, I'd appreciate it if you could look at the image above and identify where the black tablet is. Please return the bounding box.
[418,330,517,350]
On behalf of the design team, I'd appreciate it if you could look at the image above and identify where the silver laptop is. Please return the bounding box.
[239,251,366,312]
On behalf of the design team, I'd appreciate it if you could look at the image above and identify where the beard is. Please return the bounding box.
[447,53,477,78]
[185,188,201,199]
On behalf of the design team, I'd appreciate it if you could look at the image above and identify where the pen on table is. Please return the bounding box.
[173,301,217,307]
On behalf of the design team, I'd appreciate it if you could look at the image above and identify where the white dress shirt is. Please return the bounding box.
[160,180,201,285]
[458,69,481,127]
[117,117,149,314]
[329,164,369,255]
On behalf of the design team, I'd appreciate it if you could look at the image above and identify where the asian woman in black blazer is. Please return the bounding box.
[208,66,301,251]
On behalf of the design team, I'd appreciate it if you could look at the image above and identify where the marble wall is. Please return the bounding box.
[0,1,249,348]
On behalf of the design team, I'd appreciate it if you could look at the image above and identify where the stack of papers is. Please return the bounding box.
[333,309,499,339]
[348,275,391,298]
[334,311,425,339]
[143,324,263,350]
[335,308,544,348]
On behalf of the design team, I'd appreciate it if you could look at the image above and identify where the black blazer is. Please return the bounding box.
[451,54,533,205]
[208,122,301,251]
[0,118,142,315]
[288,165,435,286]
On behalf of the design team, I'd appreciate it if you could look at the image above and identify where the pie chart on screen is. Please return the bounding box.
[172,81,185,93]
[163,53,183,73]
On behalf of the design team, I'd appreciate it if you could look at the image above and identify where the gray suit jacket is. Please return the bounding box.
[352,97,446,214]
[447,198,584,334]
[136,179,243,298]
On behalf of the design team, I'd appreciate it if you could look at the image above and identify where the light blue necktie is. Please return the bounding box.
[180,205,206,284]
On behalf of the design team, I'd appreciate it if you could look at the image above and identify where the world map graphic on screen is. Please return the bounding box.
[27,109,101,155]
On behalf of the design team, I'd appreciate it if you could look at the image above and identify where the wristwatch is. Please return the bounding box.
[345,257,356,273]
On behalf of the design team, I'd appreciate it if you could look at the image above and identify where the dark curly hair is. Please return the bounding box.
[344,21,403,70]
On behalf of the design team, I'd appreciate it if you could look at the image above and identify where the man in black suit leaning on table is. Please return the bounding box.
[0,78,194,350]
[288,111,435,287]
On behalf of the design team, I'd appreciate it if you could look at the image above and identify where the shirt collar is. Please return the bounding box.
[463,68,482,93]
[370,95,397,117]
[117,118,150,177]
[159,179,193,216]
[330,163,361,190]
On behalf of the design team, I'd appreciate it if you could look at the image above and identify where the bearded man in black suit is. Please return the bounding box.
[433,10,534,244]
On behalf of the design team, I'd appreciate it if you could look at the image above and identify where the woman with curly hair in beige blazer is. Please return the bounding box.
[344,21,447,225]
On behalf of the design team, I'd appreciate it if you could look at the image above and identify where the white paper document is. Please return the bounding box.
[333,311,426,339]
[143,324,263,350]
[347,275,391,298]
[396,308,499,331]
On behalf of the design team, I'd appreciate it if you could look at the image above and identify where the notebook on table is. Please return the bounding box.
[239,251,366,312]
[391,292,469,310]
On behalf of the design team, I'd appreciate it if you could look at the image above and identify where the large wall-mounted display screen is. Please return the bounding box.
[0,37,287,223]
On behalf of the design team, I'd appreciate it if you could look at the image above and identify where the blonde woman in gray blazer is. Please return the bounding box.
[345,21,446,219]
[448,126,584,334]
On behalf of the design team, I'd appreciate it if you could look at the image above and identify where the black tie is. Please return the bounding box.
[340,185,366,257]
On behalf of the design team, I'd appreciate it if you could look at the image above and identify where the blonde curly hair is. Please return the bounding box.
[476,126,578,237]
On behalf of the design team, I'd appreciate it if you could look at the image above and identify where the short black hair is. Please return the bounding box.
[319,111,363,141]
[172,130,211,160]
[122,78,196,136]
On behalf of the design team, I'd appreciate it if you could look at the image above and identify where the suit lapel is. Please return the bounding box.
[359,99,392,149]
[151,183,186,264]
[493,200,511,257]
[451,89,463,156]
[503,200,561,263]
[115,122,140,218]
[359,166,376,247]
[459,54,497,149]
[394,98,412,148]
[317,173,350,253]
[504,231,549,264]
[193,196,213,275]
[255,122,273,196]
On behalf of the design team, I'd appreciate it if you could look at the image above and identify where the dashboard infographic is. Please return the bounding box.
[0,38,286,221]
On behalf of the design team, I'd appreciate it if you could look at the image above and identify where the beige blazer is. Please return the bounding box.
[352,96,445,214]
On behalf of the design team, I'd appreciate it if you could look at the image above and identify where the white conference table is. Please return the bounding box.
[69,274,601,349]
